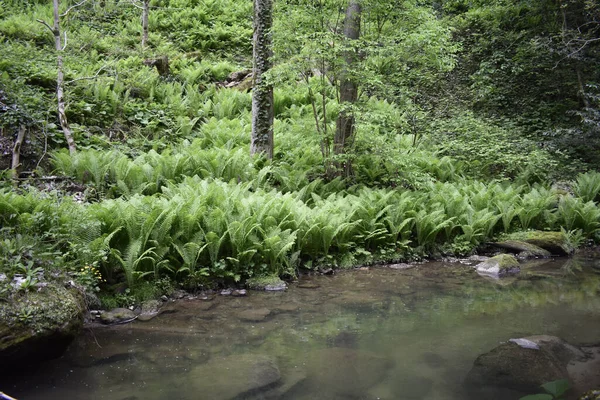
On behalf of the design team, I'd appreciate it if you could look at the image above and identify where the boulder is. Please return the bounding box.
[246,276,287,292]
[466,335,600,398]
[236,308,272,322]
[522,231,574,256]
[99,308,136,324]
[304,347,392,396]
[493,240,552,259]
[137,300,162,322]
[186,354,280,399]
[475,254,520,278]
[0,282,85,372]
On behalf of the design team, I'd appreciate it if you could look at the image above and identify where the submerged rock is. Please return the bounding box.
[236,307,272,322]
[186,354,280,399]
[305,347,392,396]
[466,335,600,398]
[99,308,136,324]
[0,282,85,372]
[475,254,520,278]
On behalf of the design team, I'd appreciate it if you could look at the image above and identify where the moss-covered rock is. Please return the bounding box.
[99,308,136,324]
[521,231,574,256]
[466,335,600,398]
[476,254,520,278]
[0,282,85,372]
[493,240,552,259]
[246,276,287,291]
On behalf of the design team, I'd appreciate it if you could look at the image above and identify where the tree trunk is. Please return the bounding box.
[334,0,361,177]
[53,0,77,155]
[142,0,149,48]
[251,0,274,159]
[11,126,26,180]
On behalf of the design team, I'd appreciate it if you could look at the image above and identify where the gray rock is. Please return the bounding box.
[493,240,552,258]
[186,354,280,399]
[305,347,393,396]
[466,335,599,397]
[522,231,574,256]
[476,254,520,278]
[99,308,137,324]
[236,308,271,322]
[264,282,287,291]
[388,263,414,270]
[246,276,287,291]
[137,299,162,322]
[0,282,85,372]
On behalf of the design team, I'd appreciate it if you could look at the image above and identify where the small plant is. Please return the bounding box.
[16,306,35,324]
[519,379,570,400]
[73,265,105,293]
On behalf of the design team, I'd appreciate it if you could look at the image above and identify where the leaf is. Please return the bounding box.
[519,395,553,400]
[541,379,570,398]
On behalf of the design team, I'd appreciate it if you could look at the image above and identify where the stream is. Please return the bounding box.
[2,256,600,400]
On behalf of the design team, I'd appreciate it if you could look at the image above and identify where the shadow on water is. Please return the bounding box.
[2,257,600,400]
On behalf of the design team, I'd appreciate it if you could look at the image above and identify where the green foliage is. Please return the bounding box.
[519,379,570,400]
[2,0,600,294]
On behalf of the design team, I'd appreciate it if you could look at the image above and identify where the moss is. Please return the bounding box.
[503,231,574,255]
[246,275,285,290]
[0,283,85,352]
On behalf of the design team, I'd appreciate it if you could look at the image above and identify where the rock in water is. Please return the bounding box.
[493,240,552,259]
[522,231,574,256]
[475,254,520,278]
[305,347,392,396]
[137,299,162,322]
[186,354,280,399]
[466,335,599,398]
[0,283,85,372]
[99,308,136,324]
[236,308,272,322]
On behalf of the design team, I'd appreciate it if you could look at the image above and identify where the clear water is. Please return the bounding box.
[3,257,600,400]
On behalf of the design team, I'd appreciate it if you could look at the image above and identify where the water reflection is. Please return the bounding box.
[2,257,599,400]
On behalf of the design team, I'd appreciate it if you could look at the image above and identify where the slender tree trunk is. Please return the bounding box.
[141,0,149,48]
[11,126,26,180]
[251,0,274,159]
[52,0,77,155]
[334,0,361,177]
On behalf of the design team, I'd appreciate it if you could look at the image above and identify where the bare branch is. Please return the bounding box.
[60,0,89,18]
[66,65,112,84]
[62,31,68,51]
[36,19,54,33]
[130,0,144,10]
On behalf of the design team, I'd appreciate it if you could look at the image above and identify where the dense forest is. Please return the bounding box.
[1,0,599,305]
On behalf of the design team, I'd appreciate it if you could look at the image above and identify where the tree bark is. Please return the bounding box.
[11,126,26,180]
[334,0,361,177]
[53,0,77,155]
[142,0,149,48]
[251,0,274,159]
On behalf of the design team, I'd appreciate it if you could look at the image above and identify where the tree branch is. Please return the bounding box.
[62,31,68,51]
[65,65,111,84]
[36,19,54,33]
[60,0,89,18]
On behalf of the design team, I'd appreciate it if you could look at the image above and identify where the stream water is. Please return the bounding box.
[2,256,600,400]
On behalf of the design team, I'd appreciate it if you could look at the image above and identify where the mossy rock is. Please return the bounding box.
[476,254,521,278]
[522,231,574,256]
[246,276,287,291]
[0,283,85,372]
[493,240,552,258]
